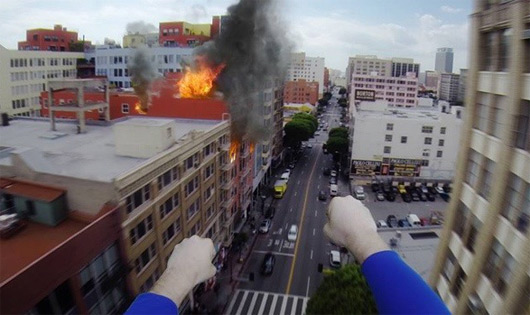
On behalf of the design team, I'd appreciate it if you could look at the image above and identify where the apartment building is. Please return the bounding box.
[0,113,241,295]
[429,1,530,314]
[351,72,419,107]
[391,57,420,79]
[283,79,319,105]
[349,100,463,180]
[272,77,285,167]
[345,55,391,90]
[435,47,454,73]
[17,24,90,52]
[84,45,193,88]
[0,178,129,314]
[439,73,461,103]
[458,69,468,103]
[0,45,83,117]
[286,52,325,95]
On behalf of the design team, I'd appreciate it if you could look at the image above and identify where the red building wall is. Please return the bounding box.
[18,25,79,51]
[283,80,319,105]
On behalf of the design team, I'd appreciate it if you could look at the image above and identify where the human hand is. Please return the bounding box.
[150,235,216,306]
[324,195,388,264]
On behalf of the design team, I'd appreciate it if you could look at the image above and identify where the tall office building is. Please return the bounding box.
[435,48,454,73]
[438,73,461,103]
[429,1,530,314]
[286,52,325,95]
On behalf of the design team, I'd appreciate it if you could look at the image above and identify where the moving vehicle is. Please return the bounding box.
[274,180,288,198]
[329,250,341,268]
[354,186,365,200]
[259,219,272,233]
[287,225,298,241]
[318,190,327,201]
[280,172,290,182]
[330,170,337,177]
[406,214,421,227]
[329,184,338,197]
[329,177,337,185]
[387,215,398,227]
[261,253,276,275]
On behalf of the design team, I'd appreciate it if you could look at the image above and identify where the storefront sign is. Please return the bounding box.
[351,159,382,175]
[354,89,376,101]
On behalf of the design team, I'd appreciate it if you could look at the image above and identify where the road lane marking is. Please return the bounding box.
[286,144,321,295]
[279,239,284,252]
[285,223,288,230]
[235,291,249,315]
[248,292,259,314]
[253,250,295,257]
[315,210,317,217]
[289,207,292,212]
[291,298,298,315]
[257,293,267,315]
[294,192,297,196]
[279,294,288,315]
[306,277,311,297]
[313,228,315,236]
[270,295,278,315]
[310,250,313,260]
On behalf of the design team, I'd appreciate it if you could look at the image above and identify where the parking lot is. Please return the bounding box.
[352,185,451,223]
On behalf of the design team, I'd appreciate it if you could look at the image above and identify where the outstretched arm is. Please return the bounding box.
[126,236,217,314]
[324,196,449,314]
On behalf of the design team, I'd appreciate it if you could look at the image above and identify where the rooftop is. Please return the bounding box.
[0,117,222,183]
[378,227,442,281]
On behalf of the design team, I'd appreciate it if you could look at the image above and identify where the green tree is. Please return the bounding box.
[318,98,328,107]
[306,264,377,315]
[323,92,332,101]
[326,136,349,155]
[328,127,349,139]
[339,87,347,95]
[292,112,318,133]
[284,119,312,144]
[338,97,348,108]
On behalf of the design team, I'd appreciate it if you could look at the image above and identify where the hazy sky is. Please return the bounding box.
[0,0,471,74]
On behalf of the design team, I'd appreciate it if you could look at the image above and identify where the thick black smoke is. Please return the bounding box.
[128,47,158,112]
[194,0,292,141]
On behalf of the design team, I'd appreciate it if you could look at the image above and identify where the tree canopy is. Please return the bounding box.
[323,92,332,101]
[328,127,349,139]
[326,136,349,155]
[338,97,348,108]
[339,87,347,95]
[306,264,377,315]
[292,112,318,133]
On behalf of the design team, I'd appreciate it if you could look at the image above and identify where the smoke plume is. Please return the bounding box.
[126,21,158,35]
[193,0,293,141]
[128,47,158,112]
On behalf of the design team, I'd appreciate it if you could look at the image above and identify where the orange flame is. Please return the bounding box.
[178,57,225,98]
[135,102,147,115]
[249,143,255,154]
[229,141,239,163]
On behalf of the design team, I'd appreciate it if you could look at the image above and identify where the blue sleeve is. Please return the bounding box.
[361,250,450,314]
[125,293,179,315]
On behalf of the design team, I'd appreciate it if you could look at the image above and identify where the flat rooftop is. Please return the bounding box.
[0,218,87,283]
[377,227,442,281]
[357,107,444,121]
[0,117,222,182]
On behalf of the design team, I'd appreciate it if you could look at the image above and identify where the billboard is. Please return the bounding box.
[354,89,376,101]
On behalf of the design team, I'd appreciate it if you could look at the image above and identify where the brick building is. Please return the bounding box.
[18,24,90,52]
[283,80,319,105]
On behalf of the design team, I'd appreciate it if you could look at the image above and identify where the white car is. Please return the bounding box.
[307,144,313,149]
[329,250,341,268]
[287,224,298,241]
[329,184,338,197]
[280,172,290,181]
[330,170,337,177]
[435,186,445,194]
[259,219,272,233]
[376,220,388,228]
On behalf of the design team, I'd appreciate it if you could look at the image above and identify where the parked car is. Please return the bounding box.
[385,193,396,202]
[371,181,380,192]
[440,193,451,202]
[376,220,388,228]
[329,177,337,185]
[443,184,452,193]
[288,162,296,169]
[261,253,276,275]
[420,185,429,194]
[259,219,272,233]
[265,206,276,219]
[401,193,412,203]
[398,219,412,227]
[426,193,436,201]
[329,250,341,268]
[406,214,421,227]
[330,170,337,177]
[280,172,290,181]
[398,184,407,194]
[410,191,420,201]
[307,144,313,148]
[376,192,385,201]
[329,184,338,197]
[419,193,427,201]
[354,186,366,200]
[435,186,445,194]
[387,215,398,227]
[318,190,327,201]
[287,225,298,241]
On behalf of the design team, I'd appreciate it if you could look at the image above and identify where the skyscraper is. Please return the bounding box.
[429,1,530,314]
[435,48,454,73]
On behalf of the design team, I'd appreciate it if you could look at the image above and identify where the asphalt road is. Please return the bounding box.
[238,99,346,299]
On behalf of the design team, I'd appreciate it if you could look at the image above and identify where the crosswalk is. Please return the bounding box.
[225,290,309,315]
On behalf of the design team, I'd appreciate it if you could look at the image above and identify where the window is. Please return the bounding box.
[203,142,215,158]
[465,216,482,252]
[483,239,515,296]
[125,184,150,214]
[383,146,391,154]
[121,103,129,114]
[474,93,490,132]
[184,176,199,198]
[386,123,393,131]
[502,173,530,233]
[478,159,495,198]
[162,219,181,246]
[204,164,214,180]
[437,150,443,158]
[187,220,201,237]
[129,215,153,246]
[157,166,179,191]
[206,204,215,220]
[514,100,530,151]
[159,192,179,220]
[385,134,392,142]
[442,251,456,281]
[421,126,433,133]
[400,136,407,143]
[184,153,199,172]
[423,149,430,157]
[453,202,470,237]
[134,243,156,274]
[186,198,200,221]
[204,184,214,201]
[488,95,506,138]
[451,267,467,298]
[424,137,432,145]
[499,28,512,71]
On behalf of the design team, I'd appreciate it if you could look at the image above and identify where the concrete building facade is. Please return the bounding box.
[458,69,468,103]
[429,1,530,314]
[0,45,83,117]
[435,47,454,73]
[17,24,89,52]
[349,100,463,180]
[425,70,441,91]
[439,73,461,103]
[351,73,419,107]
[283,79,319,105]
[391,57,420,79]
[286,52,325,95]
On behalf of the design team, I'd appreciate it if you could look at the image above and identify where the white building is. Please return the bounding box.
[286,52,325,95]
[85,45,193,88]
[349,100,463,180]
[351,72,418,107]
[438,73,460,103]
[435,47,454,73]
[0,45,83,117]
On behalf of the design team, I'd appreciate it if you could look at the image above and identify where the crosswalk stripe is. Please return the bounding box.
[256,294,268,315]
[248,292,259,313]
[225,290,240,315]
[279,295,287,315]
[226,290,308,315]
[235,291,249,315]
[301,297,308,315]
[269,294,278,315]
[290,298,298,315]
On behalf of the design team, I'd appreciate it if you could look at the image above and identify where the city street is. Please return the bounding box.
[225,98,348,314]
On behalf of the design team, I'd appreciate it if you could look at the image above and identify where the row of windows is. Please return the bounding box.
[354,77,417,84]
[382,145,443,158]
[129,215,153,246]
[162,219,181,246]
[186,198,200,221]
[465,149,496,200]
[159,192,180,220]
[135,243,157,274]
[384,134,445,146]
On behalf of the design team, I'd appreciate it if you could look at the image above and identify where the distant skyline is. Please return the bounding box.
[0,0,471,74]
